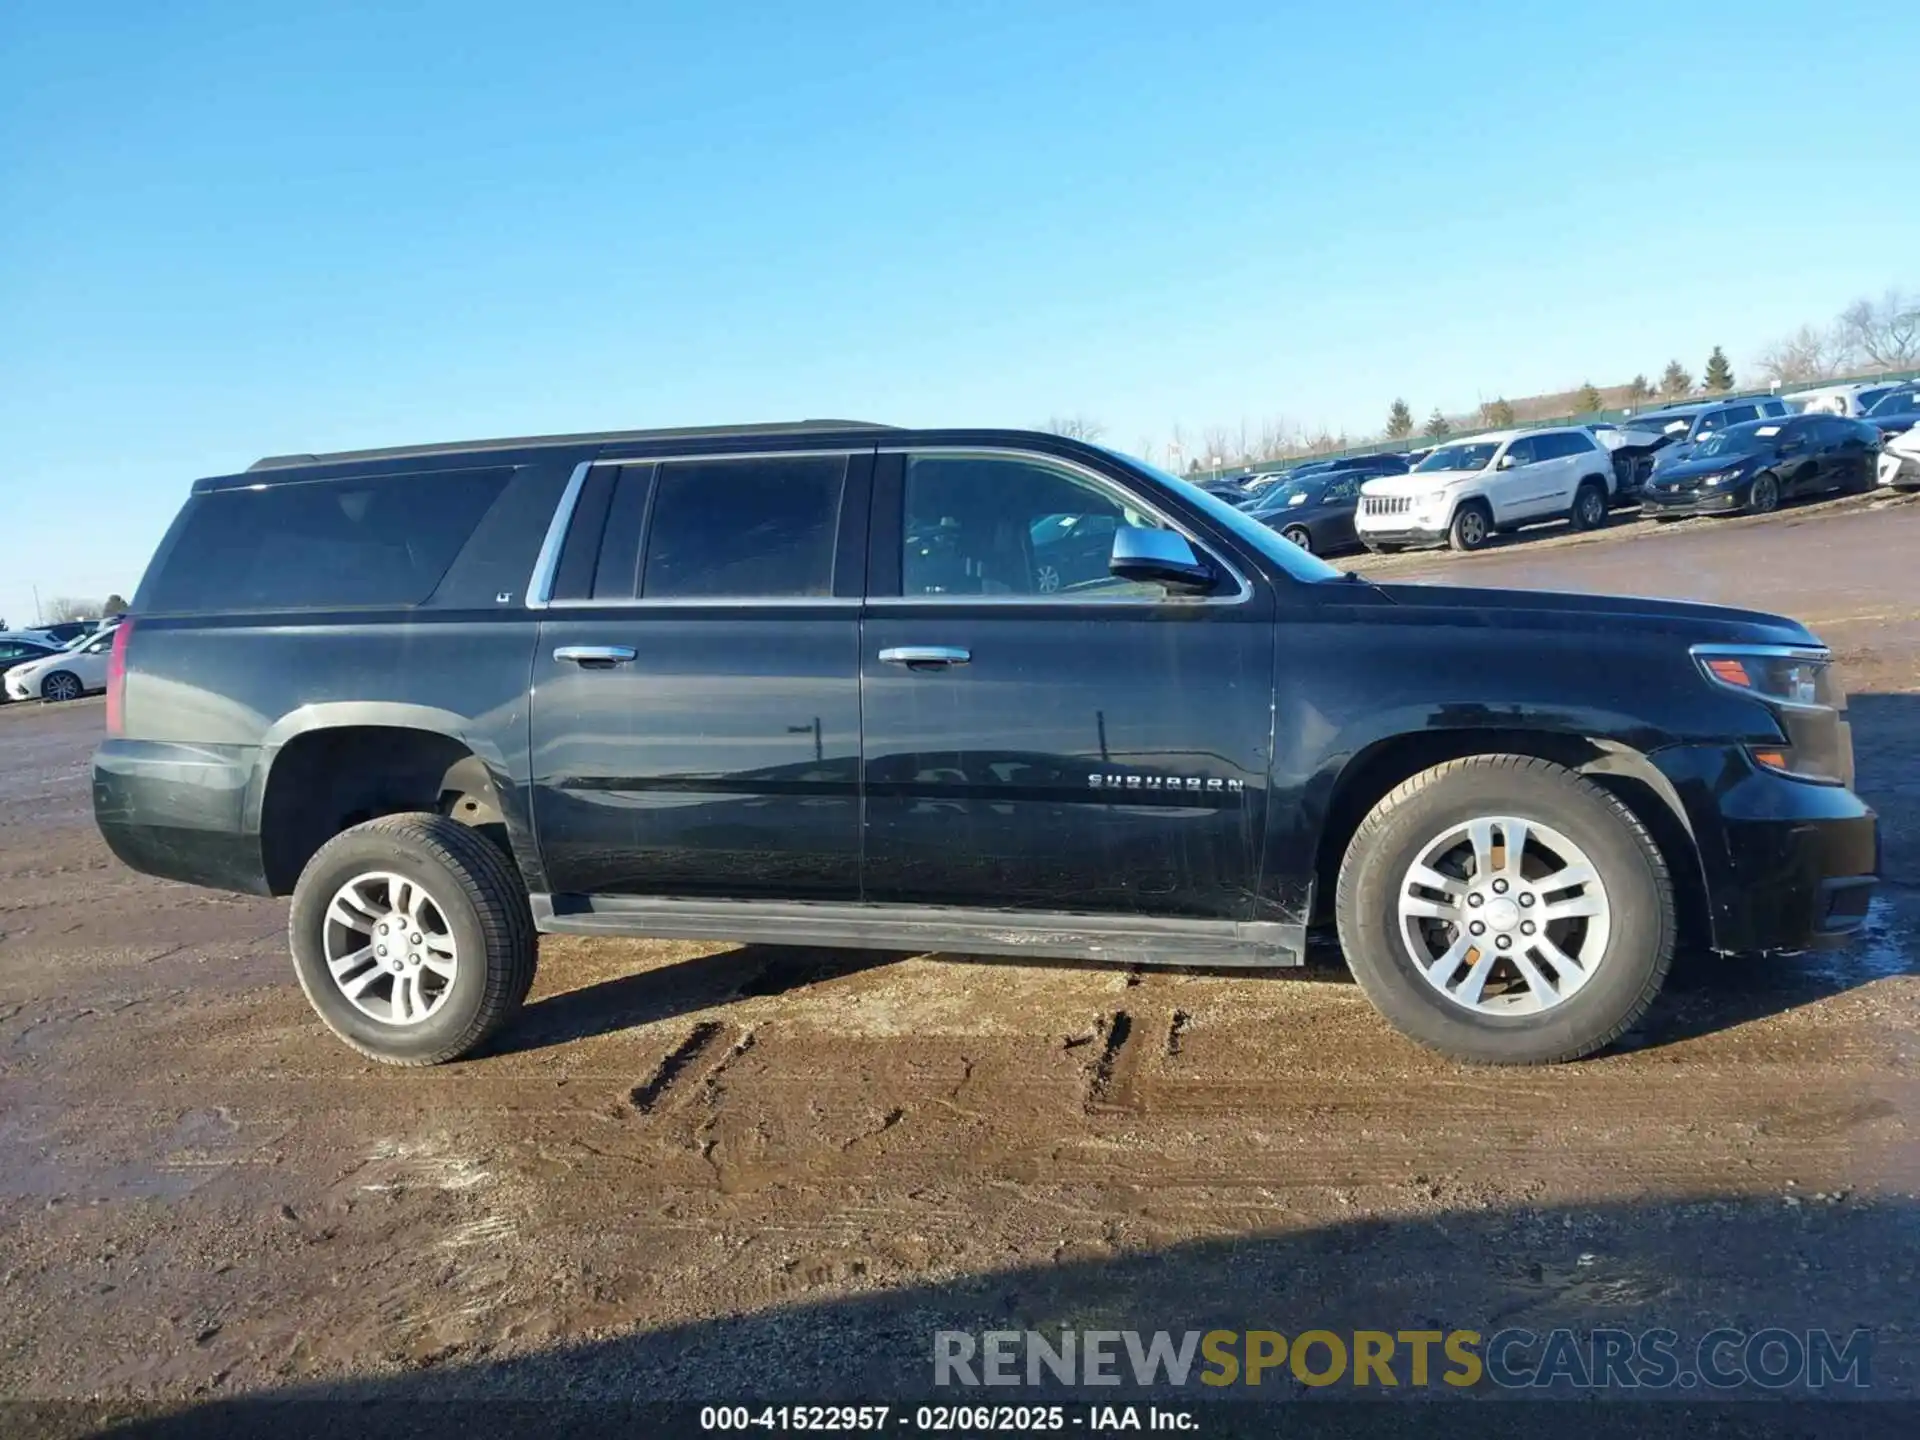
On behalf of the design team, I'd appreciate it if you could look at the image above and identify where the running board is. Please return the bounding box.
[531,894,1305,969]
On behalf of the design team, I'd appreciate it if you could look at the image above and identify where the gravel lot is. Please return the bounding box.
[1,496,1916,1431]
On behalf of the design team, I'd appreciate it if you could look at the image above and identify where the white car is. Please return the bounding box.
[3,626,117,703]
[1355,426,1617,552]
[1879,424,1920,489]
[1789,382,1907,418]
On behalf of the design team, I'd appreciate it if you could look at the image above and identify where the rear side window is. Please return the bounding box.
[640,455,845,599]
[142,468,512,613]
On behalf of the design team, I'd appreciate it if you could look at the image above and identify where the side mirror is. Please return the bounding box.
[1110,526,1213,592]
[1496,453,1518,470]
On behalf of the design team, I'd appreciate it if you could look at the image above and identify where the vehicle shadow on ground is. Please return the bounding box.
[93,1195,1917,1437]
[497,692,1914,1062]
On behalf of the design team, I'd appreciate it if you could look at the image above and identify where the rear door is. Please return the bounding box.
[529,446,872,899]
[860,445,1275,918]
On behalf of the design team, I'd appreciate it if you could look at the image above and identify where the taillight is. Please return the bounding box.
[105,619,134,736]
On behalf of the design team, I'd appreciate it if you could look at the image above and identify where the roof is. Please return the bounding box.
[246,418,897,472]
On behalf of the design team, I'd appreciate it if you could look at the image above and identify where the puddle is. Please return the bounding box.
[1803,894,1917,985]
[0,1107,255,1203]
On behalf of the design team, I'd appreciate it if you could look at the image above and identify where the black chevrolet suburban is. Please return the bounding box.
[95,421,1879,1067]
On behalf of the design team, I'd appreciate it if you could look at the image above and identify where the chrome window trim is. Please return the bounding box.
[875,444,1251,607]
[525,461,593,610]
[534,595,860,610]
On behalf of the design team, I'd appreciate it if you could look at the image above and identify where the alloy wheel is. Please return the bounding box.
[1396,815,1610,1016]
[322,870,460,1026]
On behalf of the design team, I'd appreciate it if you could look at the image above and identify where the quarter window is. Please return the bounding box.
[901,454,1169,599]
[640,455,844,599]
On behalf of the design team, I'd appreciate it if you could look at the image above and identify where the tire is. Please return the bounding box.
[41,671,83,703]
[1747,472,1780,514]
[288,812,537,1065]
[1570,479,1609,531]
[1281,524,1314,553]
[1334,754,1675,1065]
[1447,502,1492,552]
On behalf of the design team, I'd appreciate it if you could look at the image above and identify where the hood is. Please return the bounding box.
[1367,581,1820,649]
[1363,469,1483,496]
[1647,448,1766,483]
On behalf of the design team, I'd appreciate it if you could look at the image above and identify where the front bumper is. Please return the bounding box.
[1638,485,1742,516]
[4,674,33,701]
[1879,451,1919,488]
[1651,744,1878,953]
[1357,522,1449,549]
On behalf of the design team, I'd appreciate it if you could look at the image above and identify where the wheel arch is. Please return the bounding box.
[253,704,524,896]
[1309,728,1710,953]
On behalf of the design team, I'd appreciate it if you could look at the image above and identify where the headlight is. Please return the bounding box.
[1692,644,1851,784]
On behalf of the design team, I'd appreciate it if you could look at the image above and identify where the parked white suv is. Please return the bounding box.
[1790,382,1906,418]
[1355,427,1616,552]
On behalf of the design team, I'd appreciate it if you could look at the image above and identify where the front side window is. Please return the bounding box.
[1502,437,1537,467]
[640,455,845,599]
[902,454,1167,599]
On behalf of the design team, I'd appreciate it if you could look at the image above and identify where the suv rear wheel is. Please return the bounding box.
[1334,755,1674,1064]
[1447,502,1492,552]
[1570,479,1609,531]
[288,813,536,1065]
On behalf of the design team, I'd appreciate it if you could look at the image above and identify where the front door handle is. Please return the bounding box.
[554,644,636,666]
[879,645,971,668]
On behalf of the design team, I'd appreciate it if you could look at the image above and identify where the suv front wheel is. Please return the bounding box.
[1335,754,1674,1064]
[1447,502,1492,552]
[288,813,537,1065]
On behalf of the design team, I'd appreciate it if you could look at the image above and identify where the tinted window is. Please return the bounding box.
[640,455,844,599]
[142,467,513,613]
[1325,475,1362,500]
[591,464,657,600]
[902,454,1167,599]
[1503,437,1537,465]
[0,643,38,662]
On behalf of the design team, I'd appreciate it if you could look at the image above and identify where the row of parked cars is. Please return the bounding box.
[1207,380,1920,555]
[0,618,123,703]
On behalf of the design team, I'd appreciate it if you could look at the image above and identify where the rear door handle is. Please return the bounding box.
[554,644,636,666]
[879,645,971,667]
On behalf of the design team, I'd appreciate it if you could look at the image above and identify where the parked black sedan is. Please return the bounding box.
[0,637,63,701]
[1638,414,1879,519]
[1241,469,1367,553]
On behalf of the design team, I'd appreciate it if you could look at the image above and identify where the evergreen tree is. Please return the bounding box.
[1576,382,1604,414]
[1704,346,1734,393]
[1660,360,1693,399]
[1386,398,1414,439]
[1626,374,1653,403]
[1423,409,1451,439]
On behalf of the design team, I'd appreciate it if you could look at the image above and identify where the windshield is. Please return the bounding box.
[1690,428,1768,459]
[1247,476,1327,514]
[1099,447,1346,582]
[1414,442,1498,473]
[1868,388,1919,416]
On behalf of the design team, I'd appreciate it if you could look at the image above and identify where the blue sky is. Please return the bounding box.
[2,0,1913,624]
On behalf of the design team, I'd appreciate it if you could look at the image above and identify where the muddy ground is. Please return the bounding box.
[1,496,1917,1431]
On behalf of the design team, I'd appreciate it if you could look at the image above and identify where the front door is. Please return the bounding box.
[530,448,872,899]
[860,447,1276,918]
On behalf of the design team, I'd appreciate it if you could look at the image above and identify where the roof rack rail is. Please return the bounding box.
[247,419,898,472]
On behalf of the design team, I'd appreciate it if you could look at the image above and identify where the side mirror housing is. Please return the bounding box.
[1496,453,1518,470]
[1110,526,1213,592]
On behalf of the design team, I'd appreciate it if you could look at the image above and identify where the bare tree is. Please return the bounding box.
[1480,397,1516,427]
[1755,324,1843,386]
[1836,290,1920,371]
[1042,415,1107,441]
[1200,426,1236,469]
[46,597,101,623]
